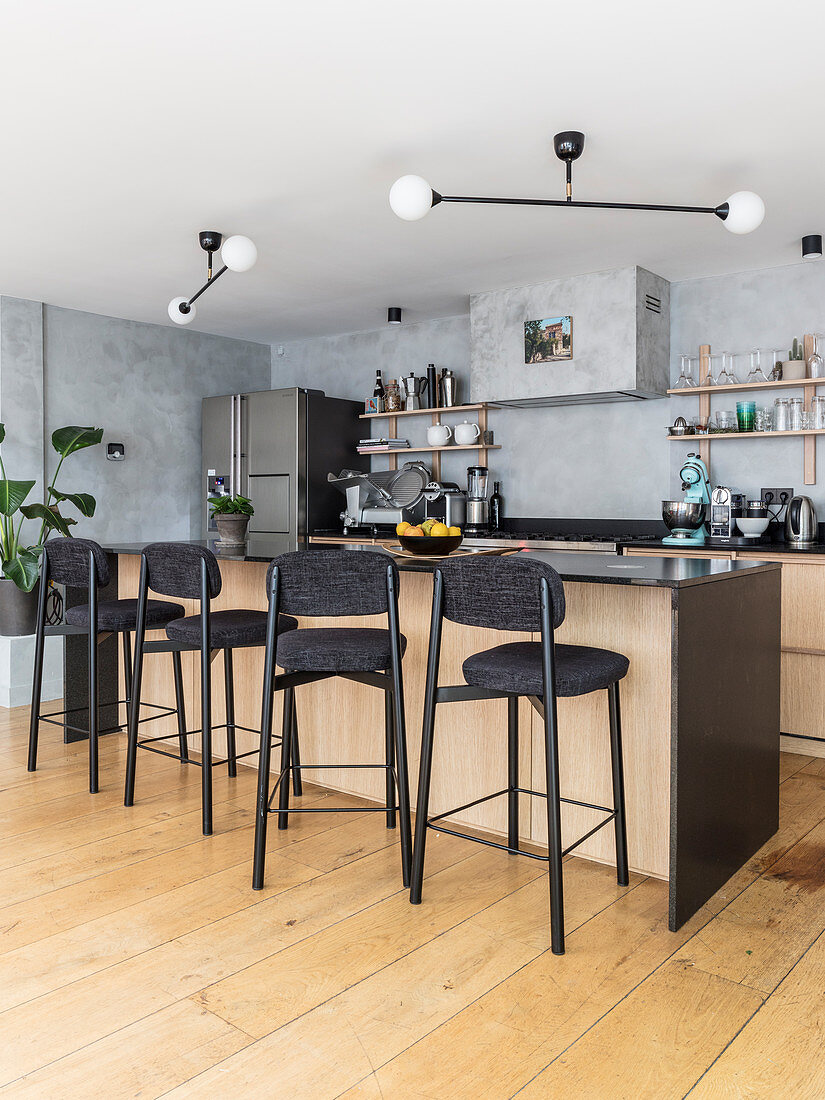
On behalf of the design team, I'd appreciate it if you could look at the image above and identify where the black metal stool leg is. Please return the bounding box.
[224,648,237,778]
[291,693,303,796]
[253,598,280,889]
[121,631,133,719]
[508,695,520,851]
[608,681,629,887]
[542,687,565,955]
[124,606,147,808]
[172,650,188,762]
[277,687,294,830]
[27,577,49,772]
[385,688,397,829]
[410,573,443,903]
[88,595,99,795]
[200,644,213,836]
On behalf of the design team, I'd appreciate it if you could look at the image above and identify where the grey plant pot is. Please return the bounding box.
[214,514,251,546]
[0,579,40,637]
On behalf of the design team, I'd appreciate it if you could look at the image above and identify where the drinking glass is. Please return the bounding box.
[736,400,756,432]
[812,395,825,429]
[754,407,772,432]
[674,354,698,389]
[774,399,790,431]
[809,335,825,379]
[715,410,737,432]
[747,349,770,384]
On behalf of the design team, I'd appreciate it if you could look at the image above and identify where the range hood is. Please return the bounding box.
[470,266,670,407]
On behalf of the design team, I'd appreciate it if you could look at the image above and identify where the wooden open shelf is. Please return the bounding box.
[677,339,821,486]
[360,402,493,420]
[359,443,501,454]
[668,377,818,397]
[668,429,825,441]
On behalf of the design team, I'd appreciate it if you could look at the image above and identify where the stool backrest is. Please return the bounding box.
[44,537,111,588]
[437,555,566,631]
[267,549,396,616]
[142,543,222,600]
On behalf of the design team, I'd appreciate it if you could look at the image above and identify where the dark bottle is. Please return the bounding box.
[372,370,385,412]
[426,363,438,408]
[490,481,504,531]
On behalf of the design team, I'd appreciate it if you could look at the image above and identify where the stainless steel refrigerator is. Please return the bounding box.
[202,388,365,551]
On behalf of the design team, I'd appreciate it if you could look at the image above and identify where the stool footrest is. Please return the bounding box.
[426,787,617,861]
[266,762,396,812]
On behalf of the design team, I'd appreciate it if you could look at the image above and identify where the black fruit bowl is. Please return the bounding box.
[398,533,463,556]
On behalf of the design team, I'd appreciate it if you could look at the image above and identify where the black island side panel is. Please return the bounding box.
[669,567,781,929]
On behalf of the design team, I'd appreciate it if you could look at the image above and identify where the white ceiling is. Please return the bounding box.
[0,0,822,343]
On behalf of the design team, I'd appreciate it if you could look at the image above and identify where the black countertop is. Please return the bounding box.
[621,538,825,555]
[102,540,780,589]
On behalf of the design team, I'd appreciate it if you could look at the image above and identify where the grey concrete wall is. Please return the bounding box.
[0,297,45,498]
[670,260,825,513]
[42,305,271,542]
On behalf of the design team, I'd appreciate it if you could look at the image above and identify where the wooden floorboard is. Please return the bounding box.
[0,712,824,1097]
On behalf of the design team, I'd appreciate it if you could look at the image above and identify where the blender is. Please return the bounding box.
[466,465,490,534]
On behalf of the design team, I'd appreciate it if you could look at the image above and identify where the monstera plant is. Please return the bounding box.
[0,424,104,591]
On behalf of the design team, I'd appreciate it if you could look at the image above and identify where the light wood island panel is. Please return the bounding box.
[116,553,673,879]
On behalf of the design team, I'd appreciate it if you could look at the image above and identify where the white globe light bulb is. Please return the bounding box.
[722,191,765,234]
[221,235,258,272]
[389,175,435,221]
[168,296,195,324]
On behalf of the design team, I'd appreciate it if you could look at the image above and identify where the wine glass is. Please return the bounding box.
[716,352,734,385]
[674,354,698,389]
[809,335,825,379]
[747,348,770,384]
[701,354,720,386]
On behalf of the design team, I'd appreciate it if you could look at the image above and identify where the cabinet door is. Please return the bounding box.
[779,564,825,652]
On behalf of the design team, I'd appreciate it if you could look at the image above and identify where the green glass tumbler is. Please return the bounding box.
[736,400,756,432]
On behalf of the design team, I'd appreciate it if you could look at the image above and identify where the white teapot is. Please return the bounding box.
[427,424,452,447]
[454,420,481,446]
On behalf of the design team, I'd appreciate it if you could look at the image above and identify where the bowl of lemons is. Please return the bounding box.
[396,519,463,556]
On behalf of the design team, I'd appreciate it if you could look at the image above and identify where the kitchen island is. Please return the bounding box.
[74,540,781,931]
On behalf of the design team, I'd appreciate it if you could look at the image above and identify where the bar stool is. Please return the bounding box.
[252,549,412,890]
[410,554,630,955]
[28,538,187,794]
[123,543,299,835]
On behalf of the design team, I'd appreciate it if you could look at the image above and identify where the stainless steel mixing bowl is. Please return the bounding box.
[661,500,707,532]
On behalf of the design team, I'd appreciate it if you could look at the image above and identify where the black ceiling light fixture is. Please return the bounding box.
[168,230,258,325]
[387,306,403,325]
[389,130,765,235]
[802,234,823,261]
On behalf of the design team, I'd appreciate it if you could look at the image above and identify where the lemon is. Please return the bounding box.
[396,521,412,536]
[448,526,461,536]
[431,522,450,537]
[405,526,423,536]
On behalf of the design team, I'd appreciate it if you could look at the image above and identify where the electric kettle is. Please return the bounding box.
[785,495,818,547]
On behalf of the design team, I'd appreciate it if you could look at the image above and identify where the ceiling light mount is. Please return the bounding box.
[168,230,258,325]
[389,128,765,235]
[802,234,822,262]
[387,306,402,325]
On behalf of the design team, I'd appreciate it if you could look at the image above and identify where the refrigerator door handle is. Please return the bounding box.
[235,393,243,495]
[229,394,237,497]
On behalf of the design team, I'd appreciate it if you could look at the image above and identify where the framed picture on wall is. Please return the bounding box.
[524,315,573,363]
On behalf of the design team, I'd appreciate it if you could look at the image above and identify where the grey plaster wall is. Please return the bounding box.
[42,305,270,542]
[670,260,825,513]
[0,297,45,496]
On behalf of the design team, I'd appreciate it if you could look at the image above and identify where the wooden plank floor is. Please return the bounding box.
[2,706,825,1098]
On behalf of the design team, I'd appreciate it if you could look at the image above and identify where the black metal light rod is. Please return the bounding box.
[183,265,229,311]
[438,194,724,217]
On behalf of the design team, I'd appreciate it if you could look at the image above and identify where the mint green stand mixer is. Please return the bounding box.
[662,454,711,545]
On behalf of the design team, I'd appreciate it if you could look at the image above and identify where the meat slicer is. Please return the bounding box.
[328,462,431,530]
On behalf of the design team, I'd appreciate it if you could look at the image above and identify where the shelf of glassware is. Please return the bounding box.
[668,377,822,397]
[667,428,825,441]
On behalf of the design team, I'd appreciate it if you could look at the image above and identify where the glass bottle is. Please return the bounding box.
[372,370,385,413]
[490,481,504,530]
[384,379,401,412]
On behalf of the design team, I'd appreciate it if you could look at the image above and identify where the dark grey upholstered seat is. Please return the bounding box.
[276,627,408,672]
[463,641,629,698]
[65,598,185,631]
[166,609,298,649]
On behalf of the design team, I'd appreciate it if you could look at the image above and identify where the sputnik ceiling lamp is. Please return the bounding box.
[389,131,765,235]
[167,230,258,325]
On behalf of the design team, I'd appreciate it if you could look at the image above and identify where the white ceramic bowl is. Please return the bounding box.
[736,516,770,537]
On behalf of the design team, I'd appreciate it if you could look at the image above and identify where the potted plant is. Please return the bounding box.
[208,494,254,546]
[0,424,104,636]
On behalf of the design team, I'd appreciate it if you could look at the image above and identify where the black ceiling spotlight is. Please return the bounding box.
[387,306,403,325]
[389,129,765,235]
[802,234,823,261]
[168,230,258,325]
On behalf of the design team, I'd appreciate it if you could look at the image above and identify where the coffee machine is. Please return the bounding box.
[466,465,490,534]
[423,481,467,528]
[708,486,747,544]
